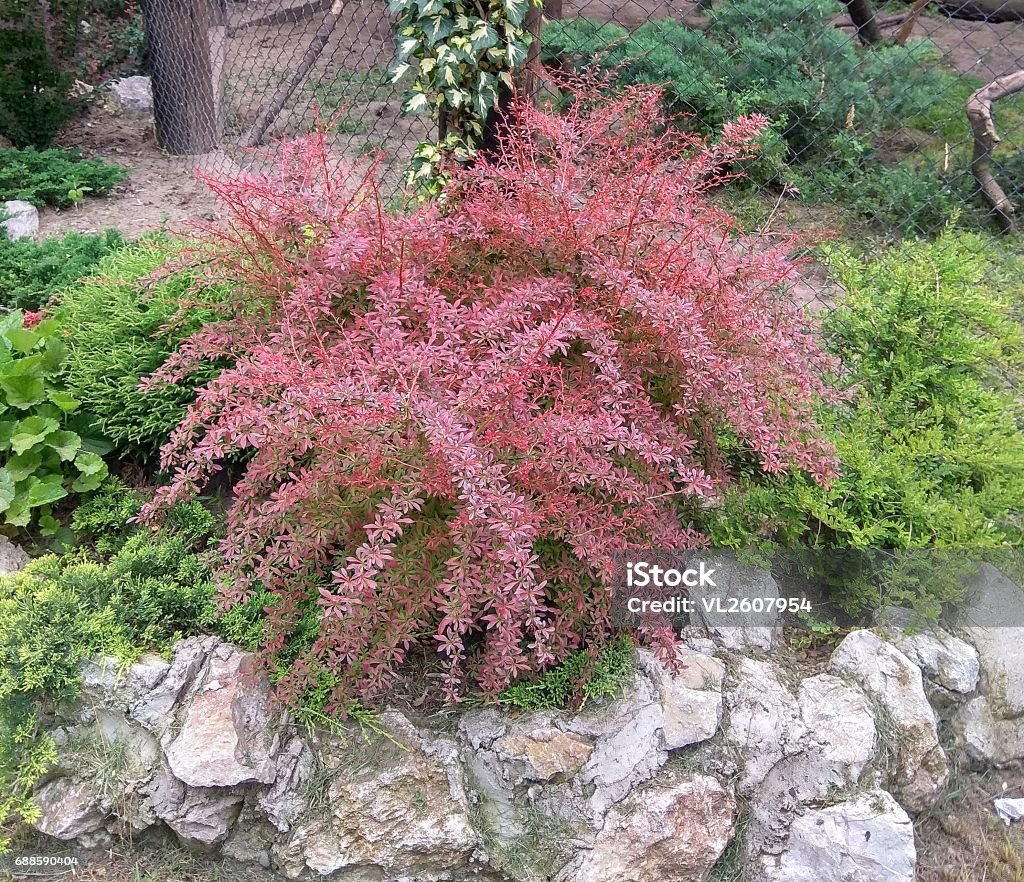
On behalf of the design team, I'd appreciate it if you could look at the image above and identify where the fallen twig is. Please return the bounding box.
[966,70,1024,231]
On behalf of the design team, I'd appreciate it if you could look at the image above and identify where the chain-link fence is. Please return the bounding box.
[137,1,1024,282]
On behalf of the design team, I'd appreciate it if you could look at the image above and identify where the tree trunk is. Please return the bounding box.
[842,0,884,44]
[522,2,544,105]
[966,70,1024,231]
[141,0,223,153]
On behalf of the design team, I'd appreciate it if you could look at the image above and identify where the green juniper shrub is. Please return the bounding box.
[0,147,128,207]
[0,311,109,534]
[541,3,965,232]
[0,229,124,311]
[699,231,1024,619]
[0,496,221,846]
[70,476,143,556]
[57,239,225,460]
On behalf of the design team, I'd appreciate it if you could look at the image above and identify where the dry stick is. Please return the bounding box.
[966,70,1024,232]
[240,0,344,149]
[895,0,930,45]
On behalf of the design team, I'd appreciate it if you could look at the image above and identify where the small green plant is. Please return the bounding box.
[0,311,109,533]
[0,229,124,311]
[57,239,225,460]
[70,477,143,556]
[0,147,128,207]
[493,636,635,711]
[788,609,843,651]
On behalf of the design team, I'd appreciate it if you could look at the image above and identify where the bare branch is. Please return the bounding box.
[966,70,1024,231]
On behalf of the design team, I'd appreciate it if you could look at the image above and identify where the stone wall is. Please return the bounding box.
[27,564,1024,882]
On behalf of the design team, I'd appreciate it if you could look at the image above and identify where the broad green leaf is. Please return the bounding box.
[74,451,106,476]
[46,391,80,413]
[38,511,60,537]
[72,464,107,493]
[33,318,60,338]
[4,496,30,527]
[46,430,81,462]
[4,327,39,353]
[5,450,41,482]
[11,416,59,454]
[0,468,15,514]
[1,375,46,410]
[40,338,67,372]
[26,475,68,508]
[77,437,115,457]
[0,310,24,340]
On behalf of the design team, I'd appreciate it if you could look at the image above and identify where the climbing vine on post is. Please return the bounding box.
[389,0,542,195]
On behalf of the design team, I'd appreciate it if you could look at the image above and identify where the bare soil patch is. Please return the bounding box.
[42,105,220,241]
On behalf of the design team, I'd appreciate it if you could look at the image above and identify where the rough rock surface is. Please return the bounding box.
[165,643,280,788]
[33,777,108,841]
[761,790,916,882]
[29,618,1024,882]
[894,629,980,696]
[798,674,876,782]
[0,536,29,574]
[955,696,1024,767]
[637,647,725,750]
[690,556,783,651]
[565,771,736,882]
[564,666,671,820]
[107,75,153,117]
[725,658,808,794]
[961,564,1024,718]
[830,630,948,811]
[2,200,38,241]
[281,722,482,880]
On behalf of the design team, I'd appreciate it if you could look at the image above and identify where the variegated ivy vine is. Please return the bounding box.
[389,0,542,194]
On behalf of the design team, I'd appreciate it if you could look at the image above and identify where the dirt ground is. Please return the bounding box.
[41,106,221,241]
[917,766,1024,882]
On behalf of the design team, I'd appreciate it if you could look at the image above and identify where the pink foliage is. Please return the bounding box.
[143,87,837,707]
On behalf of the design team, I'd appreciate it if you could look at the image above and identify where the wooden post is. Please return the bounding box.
[140,0,222,153]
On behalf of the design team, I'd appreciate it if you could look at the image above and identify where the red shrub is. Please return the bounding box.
[144,87,837,707]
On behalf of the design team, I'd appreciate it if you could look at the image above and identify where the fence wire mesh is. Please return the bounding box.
[135,0,1024,306]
